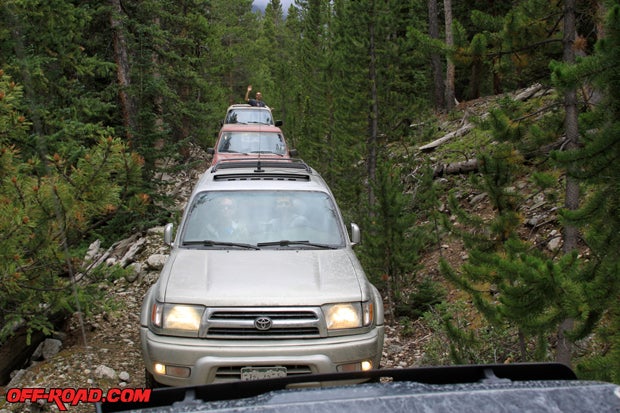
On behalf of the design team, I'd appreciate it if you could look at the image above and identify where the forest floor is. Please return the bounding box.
[0,86,568,412]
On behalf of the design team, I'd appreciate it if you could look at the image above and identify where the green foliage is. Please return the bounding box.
[360,157,426,291]
[395,277,446,321]
[420,300,522,365]
[1,0,119,159]
[549,2,620,383]
[0,87,144,342]
[440,137,591,362]
[0,70,29,145]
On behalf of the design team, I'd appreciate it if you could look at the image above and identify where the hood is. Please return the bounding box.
[159,249,365,307]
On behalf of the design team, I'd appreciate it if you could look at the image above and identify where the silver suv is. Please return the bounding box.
[140,159,384,386]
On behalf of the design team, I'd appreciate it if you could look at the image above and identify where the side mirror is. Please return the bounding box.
[350,223,361,246]
[164,223,174,247]
[207,148,214,155]
[289,148,298,157]
[275,120,283,126]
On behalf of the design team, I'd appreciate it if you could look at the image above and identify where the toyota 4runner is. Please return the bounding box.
[140,159,385,387]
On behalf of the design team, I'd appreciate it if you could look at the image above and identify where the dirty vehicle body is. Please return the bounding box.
[98,363,620,412]
[207,124,296,165]
[140,159,385,387]
[222,104,282,126]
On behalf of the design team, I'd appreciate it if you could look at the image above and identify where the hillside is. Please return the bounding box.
[0,85,571,413]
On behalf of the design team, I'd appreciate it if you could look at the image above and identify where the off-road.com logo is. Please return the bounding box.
[5,387,152,411]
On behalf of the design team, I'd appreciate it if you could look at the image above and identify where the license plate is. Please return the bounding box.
[240,366,287,381]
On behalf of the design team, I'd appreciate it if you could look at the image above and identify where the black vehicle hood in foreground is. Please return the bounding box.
[97,363,620,413]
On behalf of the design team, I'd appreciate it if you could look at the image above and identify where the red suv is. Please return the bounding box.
[208,124,297,165]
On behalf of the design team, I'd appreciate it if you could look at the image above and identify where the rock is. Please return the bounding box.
[31,339,62,361]
[526,216,540,227]
[469,193,487,205]
[125,262,143,282]
[84,240,102,262]
[147,226,165,236]
[547,237,562,251]
[119,371,131,382]
[95,365,117,380]
[146,254,168,270]
[7,369,35,388]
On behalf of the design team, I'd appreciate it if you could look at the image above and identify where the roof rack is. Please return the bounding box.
[210,158,312,173]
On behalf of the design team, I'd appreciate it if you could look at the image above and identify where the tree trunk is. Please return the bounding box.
[557,0,579,368]
[428,0,445,110]
[367,0,378,209]
[443,0,456,111]
[109,0,136,144]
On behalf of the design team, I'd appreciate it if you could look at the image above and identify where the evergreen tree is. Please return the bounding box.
[360,156,427,321]
[440,142,585,362]
[0,0,118,159]
[551,0,620,383]
[0,72,144,343]
[118,0,229,166]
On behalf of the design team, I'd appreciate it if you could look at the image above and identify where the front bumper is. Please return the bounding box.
[141,326,384,386]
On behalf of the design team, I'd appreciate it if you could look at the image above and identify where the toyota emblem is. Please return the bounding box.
[254,317,272,331]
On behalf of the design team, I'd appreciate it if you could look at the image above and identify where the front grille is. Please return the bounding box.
[203,308,324,339]
[208,327,320,336]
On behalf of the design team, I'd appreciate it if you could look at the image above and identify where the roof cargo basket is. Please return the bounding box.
[211,158,311,173]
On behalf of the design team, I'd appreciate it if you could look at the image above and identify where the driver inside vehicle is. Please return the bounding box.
[206,196,249,241]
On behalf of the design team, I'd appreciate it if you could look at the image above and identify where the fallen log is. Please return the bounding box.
[419,122,475,153]
[433,158,480,178]
[513,83,545,101]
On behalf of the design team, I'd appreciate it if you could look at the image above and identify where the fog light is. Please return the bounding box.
[361,360,373,371]
[338,363,361,372]
[166,365,191,378]
[154,363,166,375]
[153,363,191,378]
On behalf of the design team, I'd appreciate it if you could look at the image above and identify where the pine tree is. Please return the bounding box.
[0,72,144,343]
[550,0,620,383]
[360,156,427,321]
[439,122,587,363]
[0,0,118,158]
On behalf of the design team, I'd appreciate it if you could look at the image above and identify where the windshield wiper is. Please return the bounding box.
[183,240,259,250]
[249,151,284,156]
[256,240,337,249]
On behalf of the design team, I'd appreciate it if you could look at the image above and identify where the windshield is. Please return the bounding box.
[225,109,273,125]
[181,191,345,247]
[217,132,287,155]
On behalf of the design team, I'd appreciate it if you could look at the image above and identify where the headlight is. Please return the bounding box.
[324,302,373,330]
[151,302,204,335]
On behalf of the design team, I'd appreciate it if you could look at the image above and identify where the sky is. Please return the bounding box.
[252,0,296,15]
